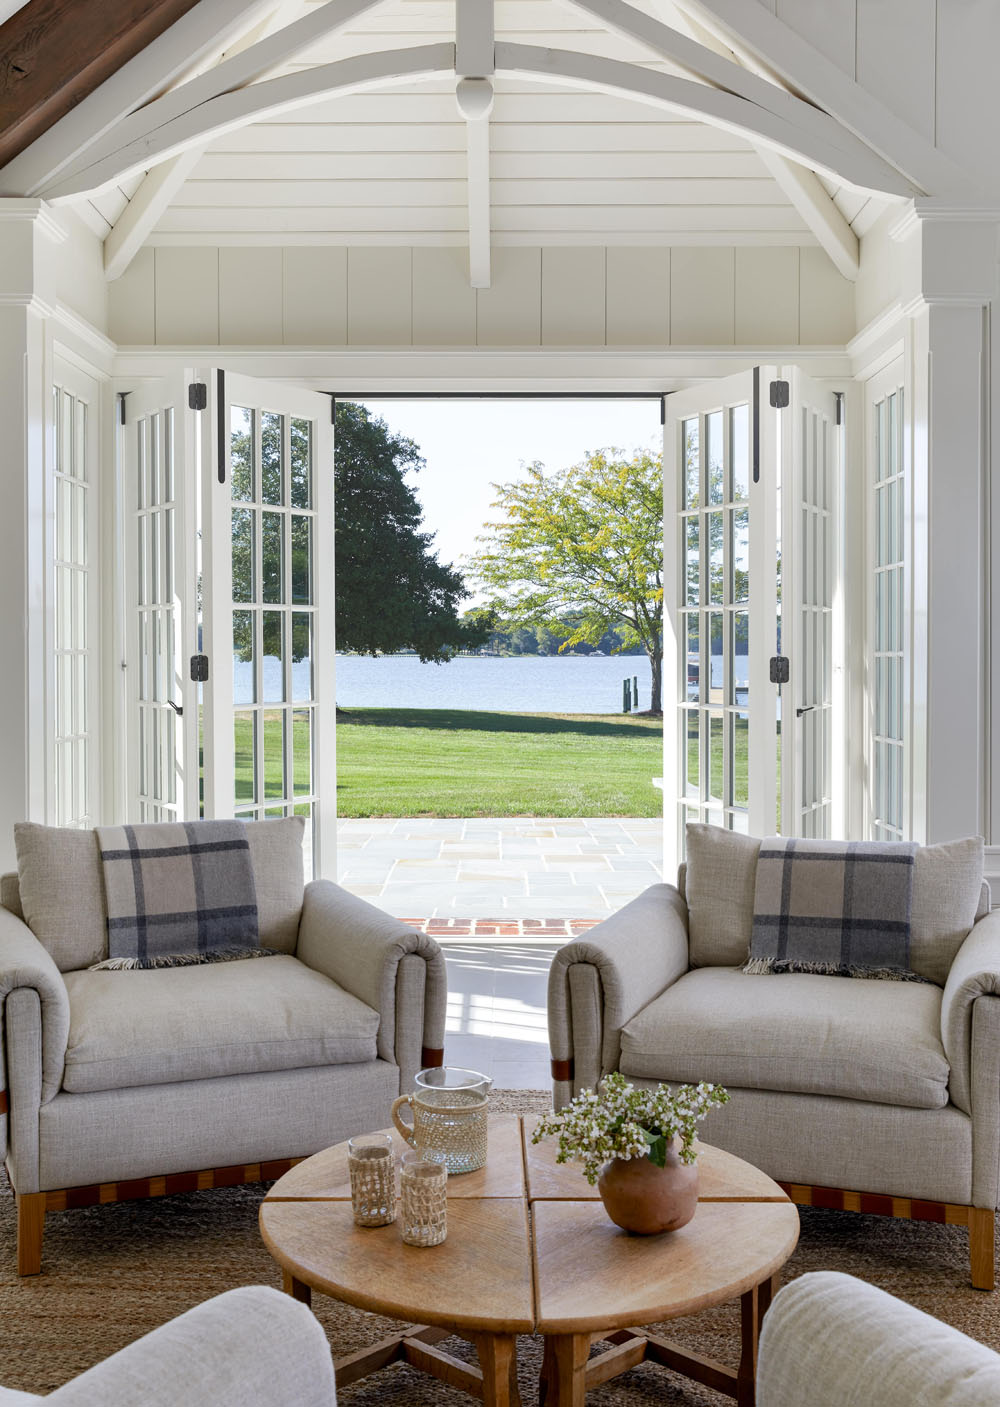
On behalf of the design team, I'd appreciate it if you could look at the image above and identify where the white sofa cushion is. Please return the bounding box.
[12,817,305,972]
[61,954,379,1093]
[620,966,950,1109]
[684,823,986,984]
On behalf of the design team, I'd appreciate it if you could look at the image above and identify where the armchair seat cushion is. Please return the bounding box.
[619,967,949,1109]
[61,955,379,1094]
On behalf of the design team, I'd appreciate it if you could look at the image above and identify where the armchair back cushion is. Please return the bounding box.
[684,824,986,985]
[10,818,305,973]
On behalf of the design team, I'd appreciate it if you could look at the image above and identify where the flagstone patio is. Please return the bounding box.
[335,816,664,935]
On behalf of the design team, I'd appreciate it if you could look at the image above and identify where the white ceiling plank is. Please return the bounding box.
[675,0,980,198]
[191,148,763,178]
[496,43,915,196]
[152,202,808,233]
[467,119,492,287]
[170,176,789,206]
[146,228,816,247]
[0,0,280,196]
[41,44,458,200]
[754,148,857,279]
[103,0,310,281]
[104,149,205,281]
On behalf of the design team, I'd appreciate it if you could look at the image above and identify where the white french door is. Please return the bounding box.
[122,373,199,824]
[121,371,336,878]
[663,366,841,866]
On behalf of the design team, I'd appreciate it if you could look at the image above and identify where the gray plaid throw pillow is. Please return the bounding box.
[746,836,921,980]
[92,820,264,969]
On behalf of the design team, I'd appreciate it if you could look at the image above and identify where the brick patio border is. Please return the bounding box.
[400,918,602,939]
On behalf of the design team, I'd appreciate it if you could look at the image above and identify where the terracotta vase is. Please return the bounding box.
[597,1144,699,1235]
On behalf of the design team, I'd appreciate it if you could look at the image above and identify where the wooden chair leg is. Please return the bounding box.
[17,1192,45,1276]
[968,1207,996,1291]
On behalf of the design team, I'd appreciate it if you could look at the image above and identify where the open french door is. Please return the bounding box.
[662,366,841,868]
[122,371,336,879]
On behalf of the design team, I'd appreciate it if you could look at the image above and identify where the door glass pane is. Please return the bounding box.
[261,411,283,505]
[707,412,723,504]
[708,713,723,802]
[732,610,748,705]
[685,709,699,796]
[294,709,312,795]
[291,419,312,509]
[291,516,312,605]
[731,404,749,499]
[731,710,749,808]
[732,506,749,603]
[685,614,699,702]
[685,517,699,607]
[232,508,254,602]
[264,712,286,799]
[234,713,257,802]
[683,419,699,509]
[262,611,285,702]
[292,613,312,701]
[708,513,723,604]
[262,512,283,603]
[231,407,254,500]
[233,610,255,704]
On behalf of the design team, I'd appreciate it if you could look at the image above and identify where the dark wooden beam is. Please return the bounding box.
[0,0,203,175]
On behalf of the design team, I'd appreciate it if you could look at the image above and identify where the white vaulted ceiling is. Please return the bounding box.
[71,0,891,268]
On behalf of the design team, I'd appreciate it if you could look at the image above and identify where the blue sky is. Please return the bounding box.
[355,398,662,601]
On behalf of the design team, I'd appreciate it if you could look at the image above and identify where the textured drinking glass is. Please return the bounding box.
[400,1151,448,1247]
[347,1134,396,1227]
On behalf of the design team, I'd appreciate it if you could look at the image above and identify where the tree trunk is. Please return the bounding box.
[649,647,663,714]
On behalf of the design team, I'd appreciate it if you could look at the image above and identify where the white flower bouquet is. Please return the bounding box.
[532,1072,729,1185]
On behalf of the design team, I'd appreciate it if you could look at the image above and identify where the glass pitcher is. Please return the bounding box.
[391,1066,492,1174]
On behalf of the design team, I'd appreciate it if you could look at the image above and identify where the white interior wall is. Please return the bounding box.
[107,243,856,349]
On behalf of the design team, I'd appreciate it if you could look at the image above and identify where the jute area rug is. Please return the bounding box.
[2,1089,998,1404]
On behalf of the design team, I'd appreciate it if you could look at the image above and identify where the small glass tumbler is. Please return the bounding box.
[347,1134,396,1227]
[400,1150,448,1247]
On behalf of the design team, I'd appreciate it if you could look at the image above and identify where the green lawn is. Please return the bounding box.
[334,708,663,817]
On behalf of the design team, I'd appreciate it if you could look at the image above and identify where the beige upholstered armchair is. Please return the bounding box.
[1,818,446,1275]
[757,1272,1000,1405]
[548,827,999,1288]
[0,1287,337,1406]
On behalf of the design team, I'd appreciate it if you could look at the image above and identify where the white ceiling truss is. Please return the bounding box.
[0,0,980,288]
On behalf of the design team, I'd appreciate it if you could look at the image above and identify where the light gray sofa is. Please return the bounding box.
[1,818,446,1275]
[757,1272,1000,1405]
[548,826,999,1287]
[0,1286,336,1406]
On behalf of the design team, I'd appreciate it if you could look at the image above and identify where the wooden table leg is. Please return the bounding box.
[470,1332,521,1407]
[736,1274,779,1407]
[282,1269,312,1307]
[539,1337,556,1407]
[546,1333,590,1407]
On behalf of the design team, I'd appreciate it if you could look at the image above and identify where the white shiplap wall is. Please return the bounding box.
[108,243,855,347]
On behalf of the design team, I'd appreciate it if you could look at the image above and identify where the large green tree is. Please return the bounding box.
[334,402,487,661]
[470,448,665,711]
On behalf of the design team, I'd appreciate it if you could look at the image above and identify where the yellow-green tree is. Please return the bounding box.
[470,449,664,712]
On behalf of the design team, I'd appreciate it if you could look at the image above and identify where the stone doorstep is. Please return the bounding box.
[401,918,602,938]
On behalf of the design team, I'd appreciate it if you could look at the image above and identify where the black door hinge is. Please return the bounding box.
[835,390,844,425]
[769,655,790,685]
[190,654,209,682]
[188,382,207,411]
[769,380,790,409]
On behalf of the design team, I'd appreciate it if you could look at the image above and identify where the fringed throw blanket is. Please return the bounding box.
[746,837,921,981]
[92,821,263,969]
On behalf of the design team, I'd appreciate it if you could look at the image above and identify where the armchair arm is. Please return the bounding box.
[45,1287,336,1407]
[296,881,446,1087]
[0,894,69,1114]
[941,910,1000,1115]
[548,884,690,1105]
[757,1272,1000,1406]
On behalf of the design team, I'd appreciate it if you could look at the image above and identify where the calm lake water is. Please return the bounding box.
[334,653,651,714]
[234,652,749,714]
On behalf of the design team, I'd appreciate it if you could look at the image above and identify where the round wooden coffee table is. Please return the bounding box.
[260,1115,798,1407]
